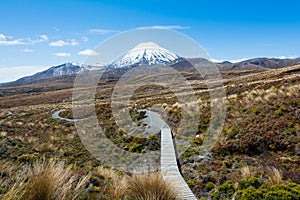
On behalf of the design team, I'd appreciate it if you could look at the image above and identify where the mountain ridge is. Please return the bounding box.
[1,41,299,86]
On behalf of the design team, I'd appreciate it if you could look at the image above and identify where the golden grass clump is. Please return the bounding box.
[162,103,168,109]
[3,159,89,200]
[172,102,181,110]
[264,92,278,102]
[126,172,178,200]
[266,167,282,184]
[240,165,251,180]
[94,166,127,199]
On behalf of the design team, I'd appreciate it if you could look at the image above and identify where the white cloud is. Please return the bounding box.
[54,52,71,57]
[137,25,191,30]
[227,56,298,63]
[89,29,119,34]
[210,58,250,63]
[49,40,69,47]
[209,58,223,63]
[0,34,7,40]
[27,34,49,44]
[78,49,98,56]
[0,33,24,45]
[23,48,33,53]
[274,56,297,59]
[210,56,299,64]
[40,35,48,41]
[0,65,49,83]
[49,39,79,47]
[0,39,25,46]
[0,33,48,46]
[228,58,250,63]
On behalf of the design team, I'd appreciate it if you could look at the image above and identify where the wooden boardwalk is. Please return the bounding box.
[161,127,197,200]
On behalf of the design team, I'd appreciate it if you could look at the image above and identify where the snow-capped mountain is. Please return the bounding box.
[50,62,82,76]
[14,63,81,83]
[10,63,105,85]
[109,42,179,68]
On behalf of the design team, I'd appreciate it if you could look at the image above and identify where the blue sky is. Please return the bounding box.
[0,0,300,82]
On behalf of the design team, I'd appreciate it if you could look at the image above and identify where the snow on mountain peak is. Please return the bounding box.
[129,42,165,52]
[110,42,179,68]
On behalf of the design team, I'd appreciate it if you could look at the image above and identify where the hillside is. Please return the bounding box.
[0,63,299,199]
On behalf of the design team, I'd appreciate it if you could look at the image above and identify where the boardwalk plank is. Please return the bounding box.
[161,128,197,200]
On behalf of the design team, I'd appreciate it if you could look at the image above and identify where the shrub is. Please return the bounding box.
[131,110,147,121]
[129,143,143,153]
[251,108,260,115]
[206,182,215,191]
[264,189,294,199]
[236,186,264,200]
[275,105,288,116]
[265,183,300,200]
[238,176,261,190]
[247,177,261,188]
[275,109,284,116]
[292,99,300,106]
[236,183,300,200]
[191,136,203,146]
[211,182,235,200]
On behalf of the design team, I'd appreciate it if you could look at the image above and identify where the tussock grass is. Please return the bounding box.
[240,166,251,180]
[0,159,17,176]
[3,159,89,200]
[0,160,20,195]
[126,172,178,200]
[2,164,179,200]
[94,168,178,199]
[94,166,127,199]
[267,167,282,184]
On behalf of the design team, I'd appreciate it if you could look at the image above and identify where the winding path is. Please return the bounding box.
[52,109,197,199]
[52,109,79,122]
